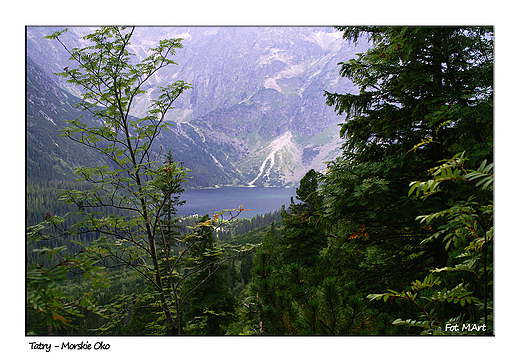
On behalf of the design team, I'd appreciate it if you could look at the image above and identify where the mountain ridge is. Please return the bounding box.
[26,27,368,187]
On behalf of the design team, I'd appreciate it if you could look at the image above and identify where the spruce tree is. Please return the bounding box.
[183,215,236,335]
[279,169,325,267]
[321,26,493,291]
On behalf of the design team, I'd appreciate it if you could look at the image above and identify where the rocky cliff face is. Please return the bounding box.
[26,27,369,187]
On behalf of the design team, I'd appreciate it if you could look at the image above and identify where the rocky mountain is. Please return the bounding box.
[26,27,368,187]
[25,57,239,188]
[26,56,108,181]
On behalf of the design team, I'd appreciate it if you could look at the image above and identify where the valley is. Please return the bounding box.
[25,25,495,339]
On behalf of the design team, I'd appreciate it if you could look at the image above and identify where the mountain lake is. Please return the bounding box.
[178,186,297,218]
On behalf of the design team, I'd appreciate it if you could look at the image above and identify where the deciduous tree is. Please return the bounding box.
[41,26,239,335]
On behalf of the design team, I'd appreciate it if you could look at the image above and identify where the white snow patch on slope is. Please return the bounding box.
[248,131,293,186]
[210,153,223,168]
[264,77,282,92]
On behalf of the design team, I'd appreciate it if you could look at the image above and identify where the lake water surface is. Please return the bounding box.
[178,187,297,218]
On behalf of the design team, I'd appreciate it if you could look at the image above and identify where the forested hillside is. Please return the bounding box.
[26,26,493,336]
